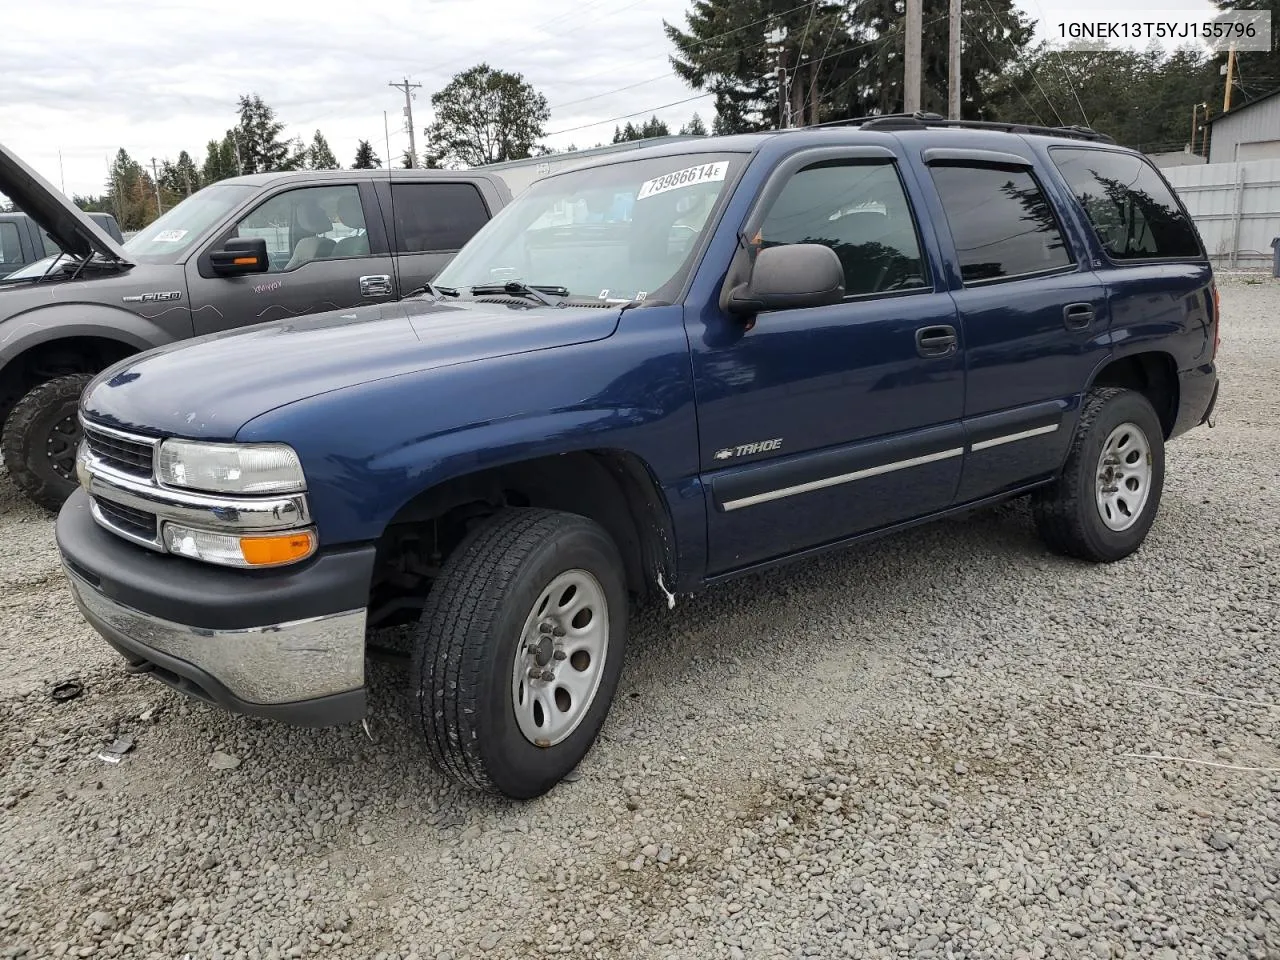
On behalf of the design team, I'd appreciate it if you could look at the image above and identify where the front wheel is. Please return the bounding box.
[2,373,94,512]
[1033,387,1165,563]
[410,508,629,800]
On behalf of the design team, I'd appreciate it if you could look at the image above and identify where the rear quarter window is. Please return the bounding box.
[1049,148,1203,261]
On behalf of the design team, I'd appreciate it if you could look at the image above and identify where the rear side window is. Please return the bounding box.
[389,183,490,254]
[1050,148,1202,260]
[929,164,1073,283]
[0,222,22,265]
[757,161,928,296]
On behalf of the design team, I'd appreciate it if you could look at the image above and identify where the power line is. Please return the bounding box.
[544,92,717,137]
[974,0,1064,125]
[1022,0,1091,126]
[961,14,1046,126]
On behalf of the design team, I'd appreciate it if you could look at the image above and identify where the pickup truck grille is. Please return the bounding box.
[94,499,159,543]
[83,425,155,479]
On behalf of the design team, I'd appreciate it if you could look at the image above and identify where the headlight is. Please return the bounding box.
[157,440,305,494]
[163,523,317,568]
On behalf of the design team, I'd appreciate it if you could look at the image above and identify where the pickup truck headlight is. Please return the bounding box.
[156,440,306,494]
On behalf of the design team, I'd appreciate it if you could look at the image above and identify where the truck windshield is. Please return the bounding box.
[123,183,257,263]
[435,152,745,304]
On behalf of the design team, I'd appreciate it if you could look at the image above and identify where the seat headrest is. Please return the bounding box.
[296,201,332,236]
[337,194,365,230]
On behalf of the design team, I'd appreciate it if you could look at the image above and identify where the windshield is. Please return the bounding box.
[435,152,745,303]
[123,183,256,262]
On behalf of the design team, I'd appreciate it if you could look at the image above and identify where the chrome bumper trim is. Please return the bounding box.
[64,568,366,705]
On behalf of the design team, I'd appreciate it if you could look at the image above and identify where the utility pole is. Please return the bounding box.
[389,77,422,167]
[149,157,163,217]
[947,0,961,120]
[904,0,923,114]
[58,150,66,195]
[1223,44,1237,113]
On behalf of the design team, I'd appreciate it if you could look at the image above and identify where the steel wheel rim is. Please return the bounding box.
[46,414,81,481]
[1095,421,1152,532]
[510,568,609,748]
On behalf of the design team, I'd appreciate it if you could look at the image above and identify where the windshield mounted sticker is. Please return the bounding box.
[636,162,729,201]
[152,229,189,243]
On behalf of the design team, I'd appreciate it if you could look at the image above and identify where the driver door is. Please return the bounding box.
[185,182,396,335]
[687,149,967,573]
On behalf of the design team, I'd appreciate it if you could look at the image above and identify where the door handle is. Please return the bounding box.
[915,324,958,358]
[360,274,394,298]
[1063,302,1095,330]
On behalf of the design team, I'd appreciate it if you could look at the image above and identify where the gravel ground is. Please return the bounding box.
[1,277,1277,960]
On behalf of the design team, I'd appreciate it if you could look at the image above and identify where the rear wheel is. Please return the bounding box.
[409,508,628,800]
[2,373,93,512]
[1033,387,1165,562]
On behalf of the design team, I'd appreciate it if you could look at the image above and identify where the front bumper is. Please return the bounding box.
[56,489,375,726]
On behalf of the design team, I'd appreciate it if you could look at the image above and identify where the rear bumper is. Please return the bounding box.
[56,489,374,726]
[1171,364,1219,439]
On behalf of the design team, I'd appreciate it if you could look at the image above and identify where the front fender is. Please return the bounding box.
[234,312,707,582]
[0,302,181,369]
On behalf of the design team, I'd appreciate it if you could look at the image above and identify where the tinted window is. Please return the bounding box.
[0,222,22,265]
[1051,148,1202,260]
[758,161,927,295]
[390,183,490,254]
[930,165,1073,283]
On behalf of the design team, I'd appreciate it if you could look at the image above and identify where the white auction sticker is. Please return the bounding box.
[153,229,188,242]
[636,161,729,200]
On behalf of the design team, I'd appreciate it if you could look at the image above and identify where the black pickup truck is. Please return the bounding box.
[0,210,123,278]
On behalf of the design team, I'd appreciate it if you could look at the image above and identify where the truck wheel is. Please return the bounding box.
[1033,387,1165,563]
[2,373,94,512]
[410,508,629,800]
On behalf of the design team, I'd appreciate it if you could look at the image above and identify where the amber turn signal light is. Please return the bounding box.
[239,532,316,566]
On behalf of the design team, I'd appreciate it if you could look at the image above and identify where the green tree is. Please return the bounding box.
[308,131,340,169]
[232,94,296,173]
[200,135,239,184]
[424,64,549,167]
[352,140,382,169]
[401,148,417,169]
[104,149,160,230]
[74,194,113,214]
[679,113,708,135]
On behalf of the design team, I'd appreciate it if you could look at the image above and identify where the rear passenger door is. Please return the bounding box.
[373,179,493,294]
[185,182,396,335]
[917,150,1109,502]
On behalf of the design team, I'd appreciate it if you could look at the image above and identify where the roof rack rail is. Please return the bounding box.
[802,112,1115,144]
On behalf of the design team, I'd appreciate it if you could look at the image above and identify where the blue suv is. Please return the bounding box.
[56,116,1220,800]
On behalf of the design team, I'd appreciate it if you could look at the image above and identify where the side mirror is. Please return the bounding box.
[726,243,845,316]
[210,237,270,276]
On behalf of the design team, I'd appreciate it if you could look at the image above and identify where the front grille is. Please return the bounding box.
[84,426,154,478]
[95,498,158,542]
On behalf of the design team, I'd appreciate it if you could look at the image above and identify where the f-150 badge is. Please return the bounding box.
[122,291,182,303]
[713,438,783,460]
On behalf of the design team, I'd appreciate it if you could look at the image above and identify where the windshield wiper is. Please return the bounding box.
[404,281,460,300]
[468,280,568,307]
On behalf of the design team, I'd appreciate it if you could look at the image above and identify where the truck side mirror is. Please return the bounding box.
[725,243,845,317]
[210,237,270,276]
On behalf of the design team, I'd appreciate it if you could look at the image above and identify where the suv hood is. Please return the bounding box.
[0,141,130,263]
[82,298,623,439]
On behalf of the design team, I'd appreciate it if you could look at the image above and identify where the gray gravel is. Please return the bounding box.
[2,277,1278,959]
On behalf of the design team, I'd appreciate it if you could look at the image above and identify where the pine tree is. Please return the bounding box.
[401,149,417,169]
[352,140,382,169]
[679,113,708,136]
[233,94,293,173]
[201,135,240,184]
[308,131,340,169]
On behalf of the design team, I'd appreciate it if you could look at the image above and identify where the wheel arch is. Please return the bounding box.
[1086,349,1179,438]
[375,447,678,609]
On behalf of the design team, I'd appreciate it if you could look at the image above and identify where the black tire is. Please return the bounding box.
[1033,387,1165,563]
[2,373,94,512]
[410,508,629,800]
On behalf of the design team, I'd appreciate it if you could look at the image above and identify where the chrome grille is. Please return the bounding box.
[94,499,158,542]
[83,425,155,479]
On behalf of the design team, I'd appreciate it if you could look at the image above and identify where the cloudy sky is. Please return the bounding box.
[3,0,1217,198]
